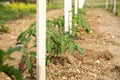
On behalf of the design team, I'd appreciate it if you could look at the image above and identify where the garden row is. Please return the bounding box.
[0,8,90,79]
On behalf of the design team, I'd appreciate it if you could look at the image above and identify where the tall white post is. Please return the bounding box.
[78,0,85,8]
[64,0,69,32]
[36,0,46,80]
[64,0,72,33]
[68,0,72,34]
[110,0,113,6]
[75,0,78,14]
[113,0,116,14]
[106,0,109,9]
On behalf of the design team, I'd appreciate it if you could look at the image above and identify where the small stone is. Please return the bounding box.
[11,36,16,39]
[95,60,100,64]
[76,69,80,73]
[62,76,67,80]
[112,35,115,39]
[90,30,93,33]
[108,62,111,65]
[6,77,10,80]
[88,19,92,21]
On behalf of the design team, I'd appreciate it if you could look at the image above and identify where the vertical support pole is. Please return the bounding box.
[113,0,116,14]
[68,0,72,34]
[75,0,78,14]
[36,0,46,80]
[106,0,109,9]
[78,0,85,8]
[110,0,113,6]
[64,0,69,33]
[64,0,72,33]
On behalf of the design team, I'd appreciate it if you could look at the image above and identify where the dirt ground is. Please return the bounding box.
[46,9,120,80]
[0,8,120,80]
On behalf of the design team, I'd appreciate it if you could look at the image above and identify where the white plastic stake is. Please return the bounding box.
[64,0,69,32]
[106,0,109,9]
[113,0,116,14]
[64,0,72,33]
[36,0,46,80]
[68,0,72,34]
[78,0,85,9]
[75,0,78,14]
[110,0,113,6]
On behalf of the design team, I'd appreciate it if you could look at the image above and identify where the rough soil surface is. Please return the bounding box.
[46,9,120,80]
[0,8,120,80]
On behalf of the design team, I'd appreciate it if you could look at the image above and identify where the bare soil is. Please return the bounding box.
[0,8,120,80]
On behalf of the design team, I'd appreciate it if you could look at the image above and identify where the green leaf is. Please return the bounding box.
[1,65,22,80]
[7,46,22,54]
[0,49,4,65]
[61,40,66,54]
[47,39,53,53]
[47,20,53,28]
[46,57,51,65]
[76,46,83,54]
[85,26,90,33]
[29,51,36,59]
[21,54,27,63]
[27,58,33,74]
[17,31,27,44]
[69,42,75,55]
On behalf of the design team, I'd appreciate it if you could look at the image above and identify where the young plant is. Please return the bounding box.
[53,16,64,34]
[72,9,90,33]
[47,26,83,55]
[16,8,90,78]
[0,46,22,80]
[17,23,36,79]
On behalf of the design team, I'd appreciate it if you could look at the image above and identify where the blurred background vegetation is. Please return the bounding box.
[0,0,65,26]
[0,0,120,26]
[85,0,120,16]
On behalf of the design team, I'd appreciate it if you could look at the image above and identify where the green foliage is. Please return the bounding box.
[0,46,22,80]
[0,3,36,25]
[0,25,10,34]
[53,16,64,34]
[47,25,83,55]
[115,4,120,16]
[17,23,36,76]
[16,8,90,77]
[72,9,90,34]
[107,4,120,16]
[17,23,36,45]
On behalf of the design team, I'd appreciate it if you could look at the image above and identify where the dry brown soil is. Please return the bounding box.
[0,8,120,80]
